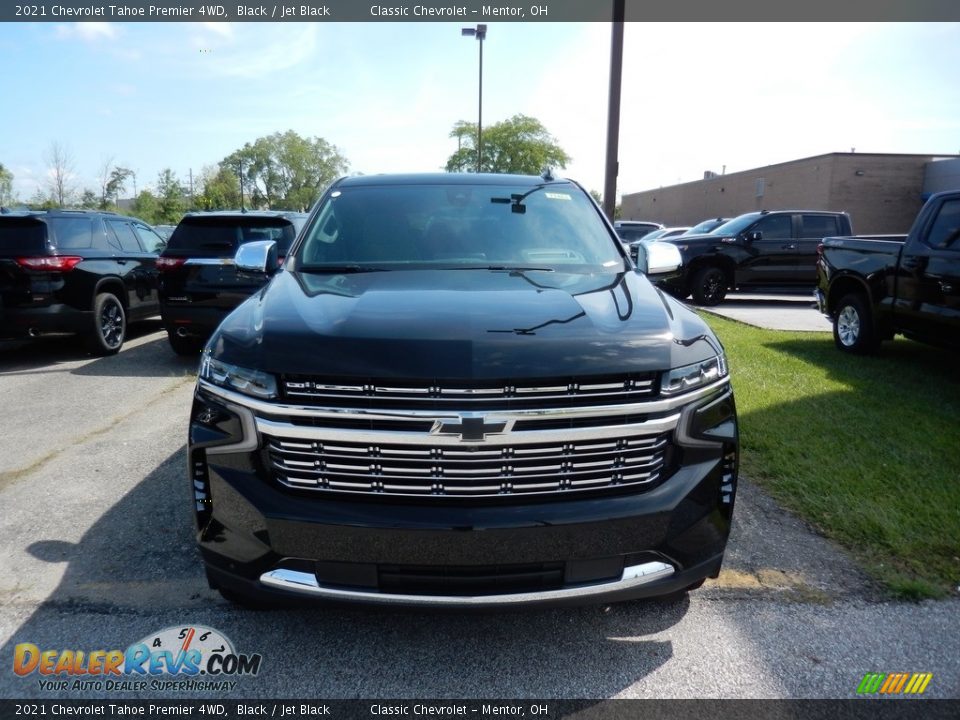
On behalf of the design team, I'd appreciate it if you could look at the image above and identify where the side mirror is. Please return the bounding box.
[635,240,682,276]
[746,230,763,242]
[235,240,279,274]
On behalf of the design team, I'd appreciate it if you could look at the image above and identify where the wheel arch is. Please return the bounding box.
[826,273,873,318]
[686,254,736,286]
[92,277,128,310]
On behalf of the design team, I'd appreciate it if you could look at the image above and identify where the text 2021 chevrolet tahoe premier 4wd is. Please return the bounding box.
[189,174,739,607]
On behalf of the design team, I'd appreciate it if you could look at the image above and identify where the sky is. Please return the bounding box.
[1,20,959,205]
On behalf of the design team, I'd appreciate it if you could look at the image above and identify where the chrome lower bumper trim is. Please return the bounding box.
[259,561,675,606]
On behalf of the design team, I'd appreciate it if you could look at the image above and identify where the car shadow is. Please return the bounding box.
[0,322,200,379]
[1,446,689,700]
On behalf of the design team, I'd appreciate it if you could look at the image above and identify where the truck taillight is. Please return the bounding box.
[156,257,187,270]
[15,256,82,271]
[816,242,824,257]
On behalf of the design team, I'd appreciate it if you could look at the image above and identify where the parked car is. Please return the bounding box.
[613,220,663,243]
[277,211,310,236]
[816,190,960,353]
[188,172,739,608]
[153,224,177,243]
[660,210,853,305]
[157,211,299,355]
[680,218,729,236]
[0,209,164,354]
[639,227,692,242]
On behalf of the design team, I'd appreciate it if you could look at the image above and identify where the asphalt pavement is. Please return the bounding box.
[1,324,957,700]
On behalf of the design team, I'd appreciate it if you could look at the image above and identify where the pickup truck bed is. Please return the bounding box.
[816,191,960,353]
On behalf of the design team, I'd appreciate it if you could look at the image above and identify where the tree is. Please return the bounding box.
[155,169,188,224]
[106,167,133,209]
[45,141,76,207]
[445,114,570,175]
[97,156,114,209]
[0,162,14,207]
[222,130,348,210]
[131,190,160,224]
[28,188,58,210]
[79,189,100,209]
[195,165,240,211]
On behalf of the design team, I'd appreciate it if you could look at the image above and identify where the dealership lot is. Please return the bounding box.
[698,293,831,332]
[1,325,958,700]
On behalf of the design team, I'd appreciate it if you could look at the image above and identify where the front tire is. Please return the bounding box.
[691,266,727,306]
[85,292,126,356]
[833,292,879,354]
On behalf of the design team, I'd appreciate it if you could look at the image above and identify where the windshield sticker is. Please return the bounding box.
[544,192,572,201]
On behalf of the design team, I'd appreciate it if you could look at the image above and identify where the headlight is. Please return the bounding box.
[660,354,728,396]
[199,355,277,399]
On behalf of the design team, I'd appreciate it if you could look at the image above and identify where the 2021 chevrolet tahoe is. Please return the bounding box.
[189,173,739,607]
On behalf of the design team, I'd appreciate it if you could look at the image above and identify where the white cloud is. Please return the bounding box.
[201,22,235,38]
[54,23,118,42]
[203,24,319,79]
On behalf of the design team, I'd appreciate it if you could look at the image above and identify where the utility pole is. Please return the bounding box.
[603,0,625,222]
[462,24,487,173]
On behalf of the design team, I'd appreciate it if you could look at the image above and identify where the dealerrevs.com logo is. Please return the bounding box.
[13,625,262,693]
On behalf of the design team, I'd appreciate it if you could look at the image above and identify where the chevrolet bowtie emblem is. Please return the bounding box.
[432,416,508,441]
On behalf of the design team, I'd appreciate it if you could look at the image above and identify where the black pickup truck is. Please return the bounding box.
[660,210,852,305]
[816,190,960,353]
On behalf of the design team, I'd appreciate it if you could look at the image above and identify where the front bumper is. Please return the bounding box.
[190,381,738,607]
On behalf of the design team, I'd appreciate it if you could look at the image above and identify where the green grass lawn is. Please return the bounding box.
[701,314,960,599]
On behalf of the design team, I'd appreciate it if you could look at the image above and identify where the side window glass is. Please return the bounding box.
[106,219,143,252]
[801,215,839,238]
[49,218,94,249]
[133,223,164,253]
[753,215,792,240]
[925,199,960,251]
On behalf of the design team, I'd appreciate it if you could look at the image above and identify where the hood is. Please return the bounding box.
[210,268,721,380]
[667,232,734,245]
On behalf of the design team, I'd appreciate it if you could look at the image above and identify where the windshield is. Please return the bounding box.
[710,213,762,236]
[296,183,623,272]
[684,218,727,235]
[641,229,669,241]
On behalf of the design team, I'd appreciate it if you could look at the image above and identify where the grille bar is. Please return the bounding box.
[282,374,658,410]
[266,432,669,498]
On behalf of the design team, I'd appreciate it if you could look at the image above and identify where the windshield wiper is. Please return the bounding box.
[448,265,555,272]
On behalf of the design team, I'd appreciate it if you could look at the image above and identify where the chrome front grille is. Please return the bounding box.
[265,432,670,498]
[281,373,657,410]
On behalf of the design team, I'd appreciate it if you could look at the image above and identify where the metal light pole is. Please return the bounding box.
[603,0,625,222]
[461,24,487,173]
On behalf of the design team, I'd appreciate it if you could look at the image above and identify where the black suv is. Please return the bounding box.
[661,210,853,305]
[157,211,299,354]
[0,210,165,354]
[189,173,739,608]
[613,220,663,243]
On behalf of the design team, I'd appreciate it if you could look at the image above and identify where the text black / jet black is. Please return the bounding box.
[0,209,165,354]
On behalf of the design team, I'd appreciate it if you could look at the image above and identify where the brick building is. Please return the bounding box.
[620,153,960,235]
